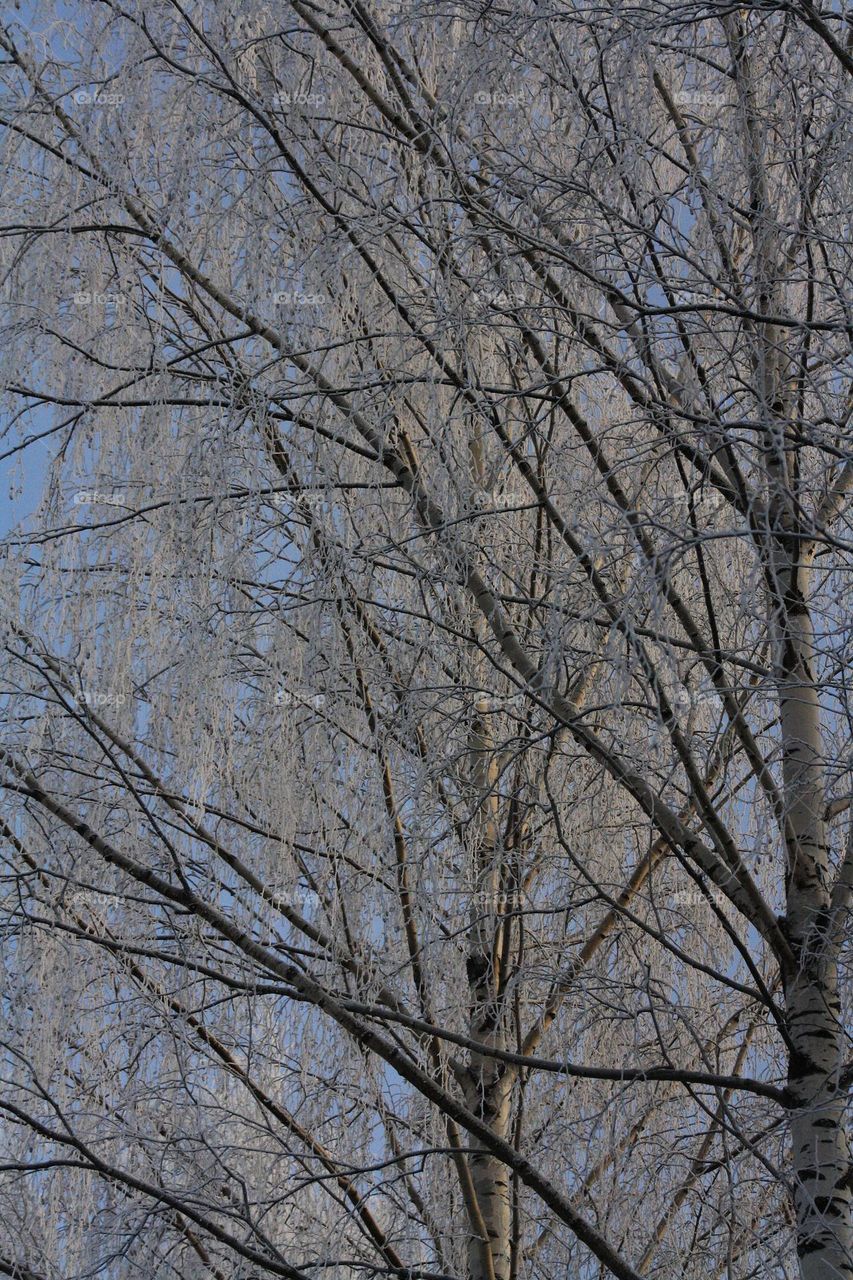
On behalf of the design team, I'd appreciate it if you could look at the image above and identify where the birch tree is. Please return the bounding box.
[0,3,851,1278]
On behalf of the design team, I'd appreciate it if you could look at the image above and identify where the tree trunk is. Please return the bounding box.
[776,542,853,1278]
[786,960,853,1279]
[464,698,513,1280]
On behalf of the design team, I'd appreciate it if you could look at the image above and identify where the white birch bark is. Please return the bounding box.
[775,539,853,1278]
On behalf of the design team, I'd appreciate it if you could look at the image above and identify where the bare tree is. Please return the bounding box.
[0,3,851,1278]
